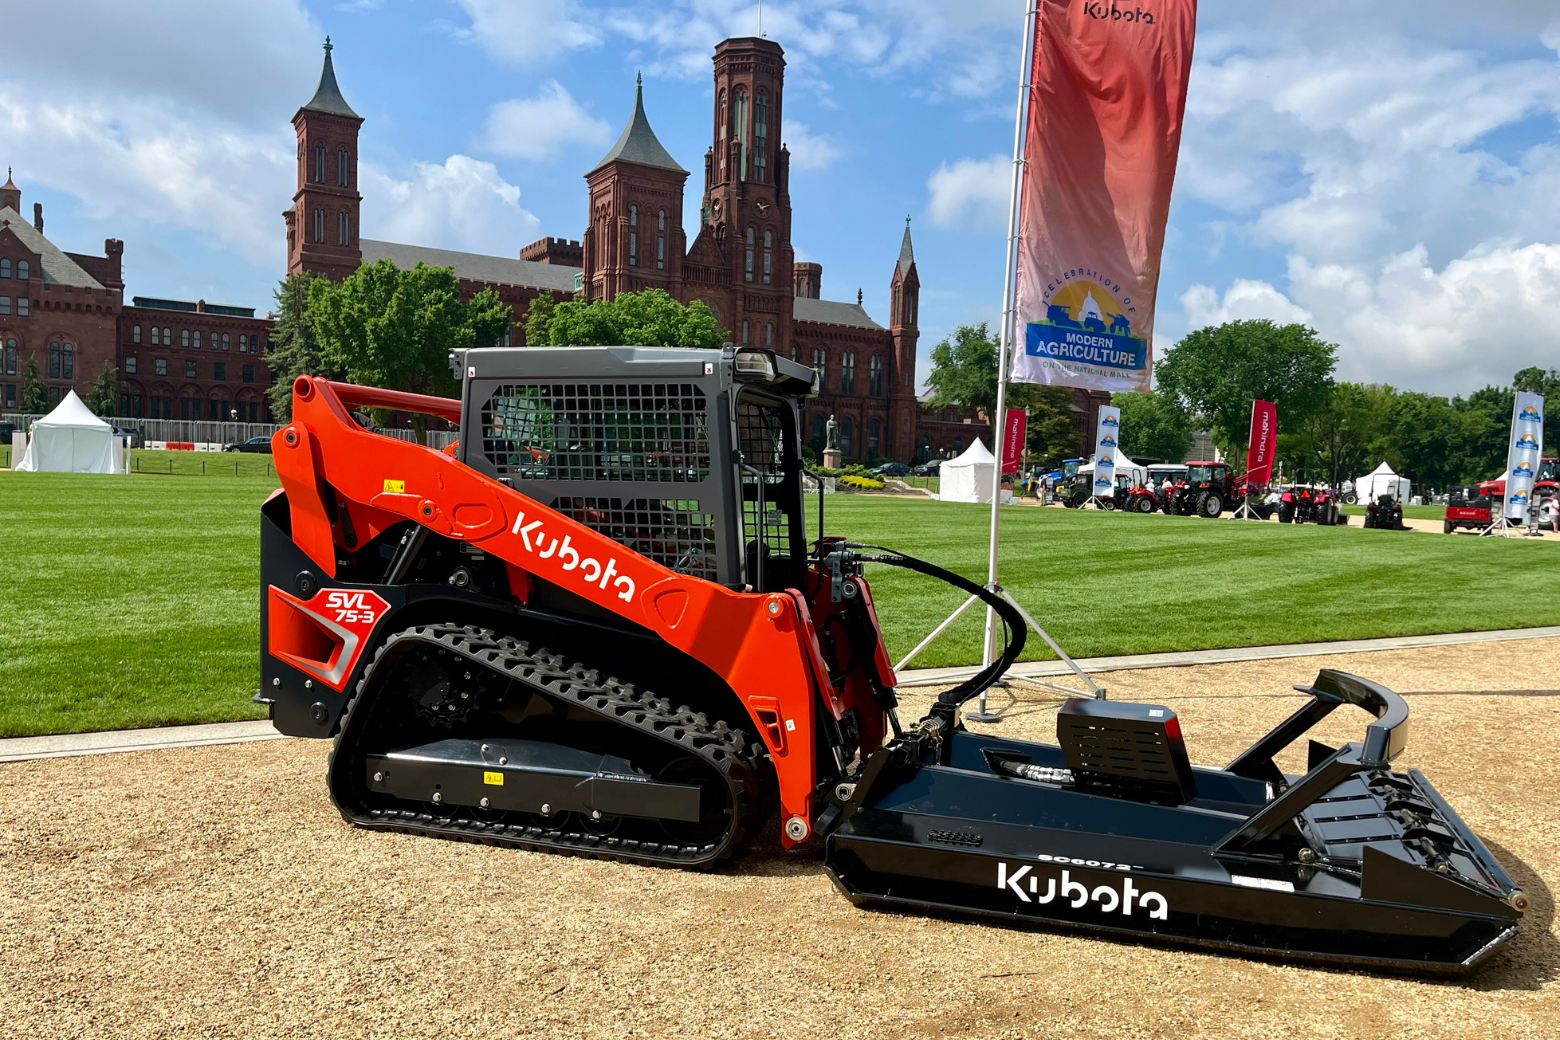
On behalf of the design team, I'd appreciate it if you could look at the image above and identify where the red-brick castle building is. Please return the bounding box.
[0,171,275,422]
[287,37,1012,462]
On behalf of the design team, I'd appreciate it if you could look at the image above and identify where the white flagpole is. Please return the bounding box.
[974,0,1040,707]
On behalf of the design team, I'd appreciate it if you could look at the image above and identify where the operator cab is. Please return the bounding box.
[451,344,817,597]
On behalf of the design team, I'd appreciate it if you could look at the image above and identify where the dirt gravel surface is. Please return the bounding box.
[3,638,1557,1040]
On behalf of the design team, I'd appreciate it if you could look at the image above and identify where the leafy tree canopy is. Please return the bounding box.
[524,288,726,348]
[266,271,332,423]
[306,260,512,440]
[20,356,47,414]
[1156,320,1337,460]
[87,362,121,417]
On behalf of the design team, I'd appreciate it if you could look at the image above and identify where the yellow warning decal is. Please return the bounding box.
[383,479,406,494]
[483,771,504,786]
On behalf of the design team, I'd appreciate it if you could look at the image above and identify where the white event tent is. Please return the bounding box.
[14,390,127,474]
[1355,461,1410,502]
[936,439,1001,504]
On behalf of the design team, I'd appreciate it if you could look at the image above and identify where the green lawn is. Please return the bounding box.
[1341,503,1446,520]
[2,472,1555,738]
[0,470,278,737]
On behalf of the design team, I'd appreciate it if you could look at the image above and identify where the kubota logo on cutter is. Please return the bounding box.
[998,863,1169,919]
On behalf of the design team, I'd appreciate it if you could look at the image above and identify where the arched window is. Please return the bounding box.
[132,325,142,345]
[181,329,191,348]
[314,208,325,243]
[337,148,349,187]
[762,230,772,285]
[810,414,826,452]
[656,209,666,270]
[164,327,173,345]
[62,343,74,380]
[765,322,774,349]
[16,260,27,280]
[49,341,60,378]
[193,330,202,349]
[841,351,857,394]
[338,210,351,246]
[905,287,917,325]
[744,227,755,283]
[742,320,750,345]
[841,417,854,457]
[754,90,768,183]
[869,355,884,397]
[718,90,728,176]
[812,348,827,387]
[954,436,964,454]
[629,205,638,267]
[0,259,9,278]
[314,144,326,183]
[222,333,230,351]
[869,419,881,458]
[5,339,17,376]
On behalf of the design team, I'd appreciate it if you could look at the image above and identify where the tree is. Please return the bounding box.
[1112,390,1193,463]
[1024,386,1082,470]
[265,271,331,423]
[306,260,513,442]
[526,287,726,348]
[1156,320,1337,460]
[1513,366,1560,401]
[20,356,47,414]
[87,362,121,416]
[1283,382,1389,486]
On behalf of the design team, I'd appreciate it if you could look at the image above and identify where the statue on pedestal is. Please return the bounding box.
[825,414,840,451]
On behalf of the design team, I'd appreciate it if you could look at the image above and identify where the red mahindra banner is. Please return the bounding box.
[1010,0,1198,394]
[1002,408,1027,474]
[1246,400,1277,489]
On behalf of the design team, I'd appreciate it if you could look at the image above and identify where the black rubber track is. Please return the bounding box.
[327,624,777,869]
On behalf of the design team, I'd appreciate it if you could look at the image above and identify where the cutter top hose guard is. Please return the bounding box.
[844,542,1026,712]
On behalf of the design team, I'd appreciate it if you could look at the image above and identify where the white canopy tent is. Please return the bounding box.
[14,391,127,474]
[1355,461,1410,502]
[936,438,997,503]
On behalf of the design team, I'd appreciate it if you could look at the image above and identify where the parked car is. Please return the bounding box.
[223,435,274,454]
[912,459,941,476]
[873,462,912,478]
[112,426,144,448]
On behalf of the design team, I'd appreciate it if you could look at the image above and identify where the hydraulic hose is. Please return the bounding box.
[845,542,1026,712]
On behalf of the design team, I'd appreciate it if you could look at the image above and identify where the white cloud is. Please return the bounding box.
[783,121,842,171]
[360,155,541,256]
[480,82,612,161]
[452,0,602,65]
[1180,279,1314,330]
[0,88,294,266]
[925,154,1008,232]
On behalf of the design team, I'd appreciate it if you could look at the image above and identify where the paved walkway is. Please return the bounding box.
[2,626,1556,763]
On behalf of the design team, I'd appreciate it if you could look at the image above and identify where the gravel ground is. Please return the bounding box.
[2,638,1557,1040]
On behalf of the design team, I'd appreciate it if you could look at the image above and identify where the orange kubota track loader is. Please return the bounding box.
[258,345,1525,974]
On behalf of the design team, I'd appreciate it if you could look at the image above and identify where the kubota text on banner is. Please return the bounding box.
[1010,0,1198,394]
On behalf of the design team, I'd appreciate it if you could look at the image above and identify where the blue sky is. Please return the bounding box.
[5,0,1560,395]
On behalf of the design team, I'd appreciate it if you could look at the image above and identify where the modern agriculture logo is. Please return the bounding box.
[1516,433,1540,450]
[1510,491,1530,509]
[1026,273,1148,374]
[1513,461,1535,479]
[1519,404,1542,424]
[1100,434,1118,448]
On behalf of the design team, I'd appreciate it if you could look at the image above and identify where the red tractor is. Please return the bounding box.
[1164,461,1237,517]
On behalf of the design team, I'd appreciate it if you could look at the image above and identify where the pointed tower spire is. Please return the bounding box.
[590,74,686,174]
[897,215,916,276]
[0,166,19,213]
[302,35,359,118]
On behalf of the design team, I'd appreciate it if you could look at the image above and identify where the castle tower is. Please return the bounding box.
[690,37,793,352]
[888,217,920,461]
[582,75,689,303]
[0,168,18,214]
[285,37,364,281]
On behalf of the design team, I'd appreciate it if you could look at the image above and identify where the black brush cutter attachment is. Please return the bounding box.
[820,668,1525,975]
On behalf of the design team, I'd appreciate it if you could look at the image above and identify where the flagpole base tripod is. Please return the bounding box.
[1230,497,1264,520]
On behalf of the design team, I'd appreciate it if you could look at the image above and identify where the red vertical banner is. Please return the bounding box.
[1009,0,1198,393]
[1002,408,1027,474]
[1246,400,1277,489]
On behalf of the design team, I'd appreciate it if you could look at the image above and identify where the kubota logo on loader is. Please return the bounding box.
[997,863,1169,919]
[510,509,638,604]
